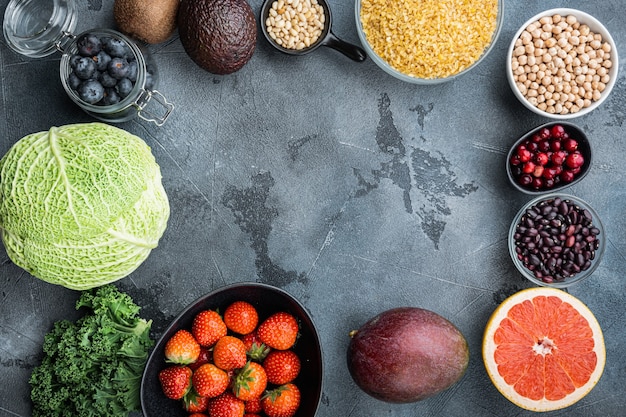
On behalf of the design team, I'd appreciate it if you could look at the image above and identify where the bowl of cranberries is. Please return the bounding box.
[140,282,323,417]
[507,122,592,194]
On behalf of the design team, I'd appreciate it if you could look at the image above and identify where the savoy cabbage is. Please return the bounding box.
[0,123,169,289]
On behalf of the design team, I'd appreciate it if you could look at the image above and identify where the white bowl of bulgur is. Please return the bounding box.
[507,8,618,119]
[355,0,503,84]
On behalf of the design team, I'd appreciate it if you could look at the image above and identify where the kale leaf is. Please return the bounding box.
[29,284,153,417]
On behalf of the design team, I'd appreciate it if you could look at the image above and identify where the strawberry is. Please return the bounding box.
[262,350,301,385]
[213,335,248,371]
[158,365,192,400]
[189,346,212,371]
[192,309,228,347]
[224,301,259,335]
[244,397,262,413]
[164,329,201,364]
[184,391,210,413]
[232,361,268,401]
[208,391,245,417]
[261,383,301,417]
[242,331,270,361]
[257,312,299,350]
[261,383,300,417]
[192,363,230,398]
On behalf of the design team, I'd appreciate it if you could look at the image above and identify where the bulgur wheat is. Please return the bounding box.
[360,0,499,79]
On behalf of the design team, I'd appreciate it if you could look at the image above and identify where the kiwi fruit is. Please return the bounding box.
[114,0,179,44]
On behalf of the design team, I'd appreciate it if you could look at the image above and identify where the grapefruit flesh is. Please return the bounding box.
[482,287,605,412]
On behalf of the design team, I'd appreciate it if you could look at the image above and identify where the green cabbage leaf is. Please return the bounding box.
[0,123,169,289]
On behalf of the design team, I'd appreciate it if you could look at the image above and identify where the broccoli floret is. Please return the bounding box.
[29,284,153,417]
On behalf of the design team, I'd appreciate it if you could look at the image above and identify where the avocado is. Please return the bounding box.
[178,0,257,75]
[113,0,179,44]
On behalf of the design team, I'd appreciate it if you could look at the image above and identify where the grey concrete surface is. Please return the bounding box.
[1,0,625,416]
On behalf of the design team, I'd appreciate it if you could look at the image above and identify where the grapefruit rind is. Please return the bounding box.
[482,287,605,412]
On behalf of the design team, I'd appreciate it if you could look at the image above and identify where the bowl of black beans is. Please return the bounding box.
[509,194,604,287]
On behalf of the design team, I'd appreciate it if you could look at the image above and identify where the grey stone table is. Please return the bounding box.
[1,1,625,416]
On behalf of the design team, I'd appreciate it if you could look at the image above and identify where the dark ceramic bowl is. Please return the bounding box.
[508,193,605,288]
[506,122,592,195]
[140,282,323,416]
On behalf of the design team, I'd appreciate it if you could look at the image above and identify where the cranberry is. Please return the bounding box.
[535,152,549,166]
[522,161,536,174]
[538,140,551,152]
[539,127,550,139]
[550,124,566,139]
[533,165,544,177]
[569,166,582,175]
[560,170,576,183]
[527,141,539,152]
[565,152,585,168]
[516,146,532,162]
[532,177,543,189]
[551,151,567,165]
[510,155,521,166]
[562,138,578,152]
[519,174,533,186]
[542,167,558,180]
[531,133,542,143]
[549,139,561,152]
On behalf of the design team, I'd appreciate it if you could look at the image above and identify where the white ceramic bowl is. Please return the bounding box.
[507,8,618,119]
[355,0,503,84]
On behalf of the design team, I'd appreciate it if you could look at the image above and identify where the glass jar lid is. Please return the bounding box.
[3,0,78,58]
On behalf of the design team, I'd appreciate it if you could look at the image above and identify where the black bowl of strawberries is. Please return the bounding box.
[507,122,592,195]
[140,282,323,417]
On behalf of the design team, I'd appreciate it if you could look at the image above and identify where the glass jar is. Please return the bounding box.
[3,0,173,125]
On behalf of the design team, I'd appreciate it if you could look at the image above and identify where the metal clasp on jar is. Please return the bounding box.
[54,31,76,54]
[135,90,174,126]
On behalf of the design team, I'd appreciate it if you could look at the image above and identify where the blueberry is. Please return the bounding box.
[68,72,81,90]
[93,51,111,72]
[98,71,118,88]
[102,88,121,105]
[126,60,138,82]
[108,57,130,79]
[76,33,101,57]
[77,80,105,104]
[116,78,134,98]
[73,56,97,80]
[145,70,155,90]
[103,37,132,59]
[69,54,82,69]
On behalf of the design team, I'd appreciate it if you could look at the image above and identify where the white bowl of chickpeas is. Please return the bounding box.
[508,8,618,119]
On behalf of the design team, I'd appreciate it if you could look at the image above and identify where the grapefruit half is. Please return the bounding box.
[482,287,605,412]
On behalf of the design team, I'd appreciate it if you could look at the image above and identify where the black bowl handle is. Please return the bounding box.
[322,32,367,62]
